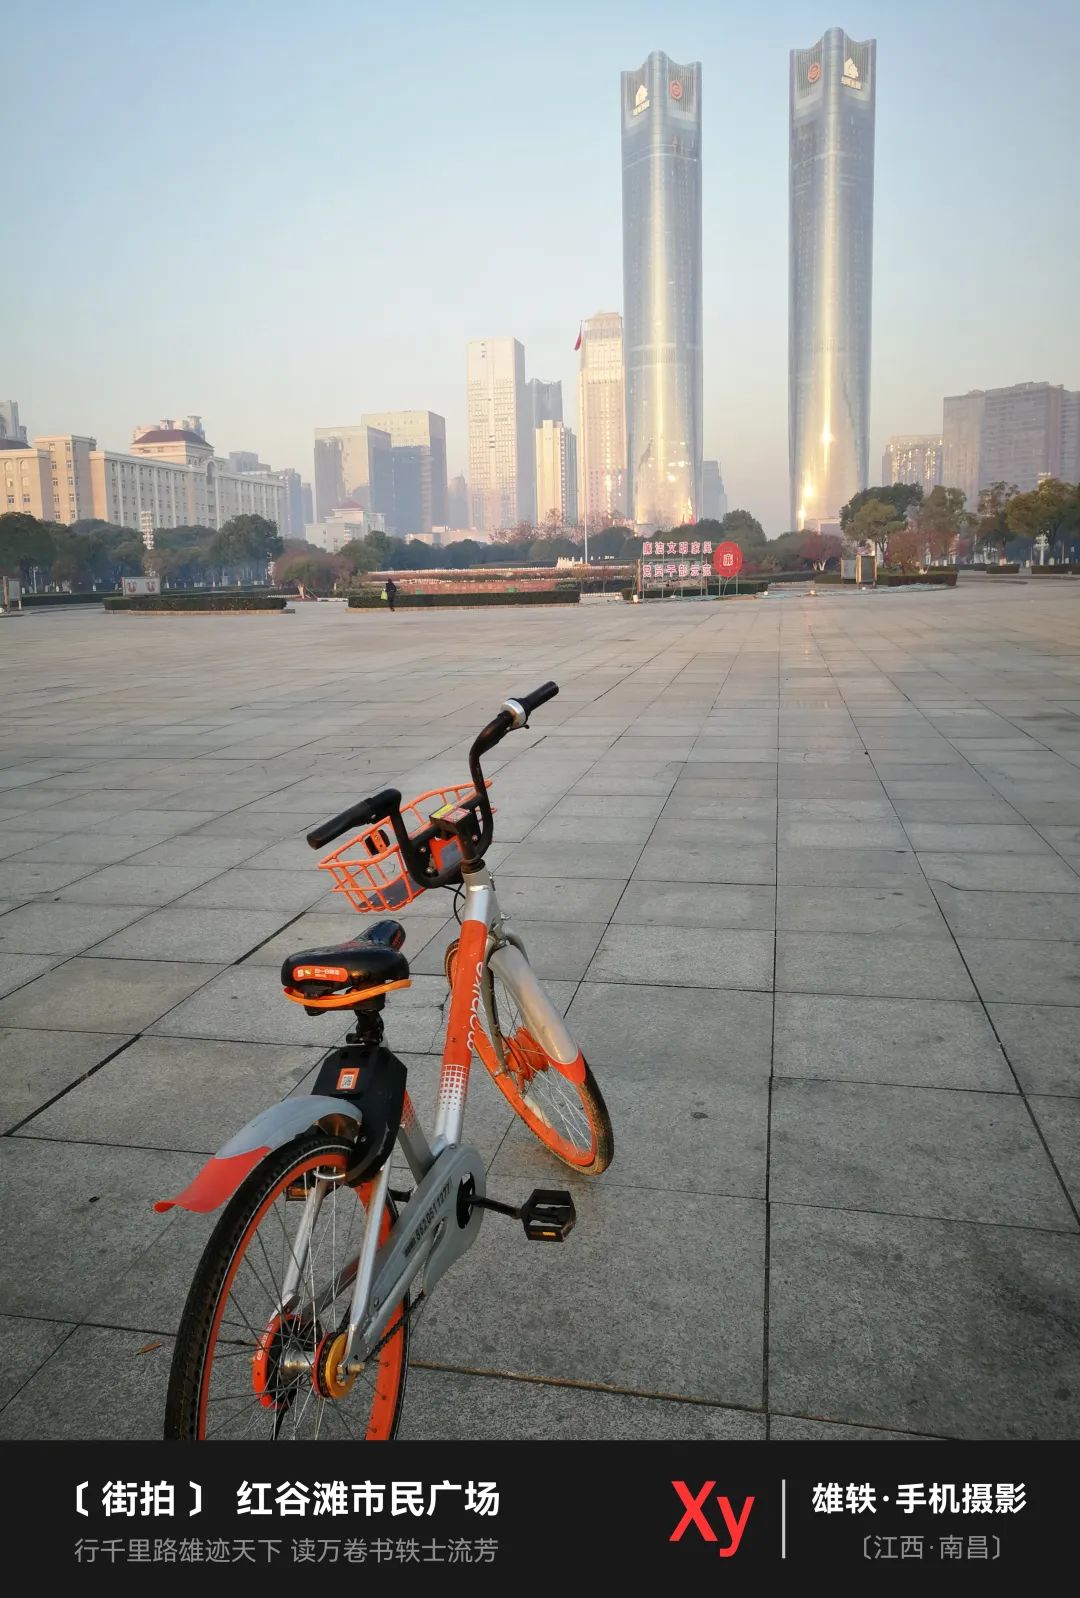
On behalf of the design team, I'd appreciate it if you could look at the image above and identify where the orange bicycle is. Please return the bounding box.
[160,681,613,1440]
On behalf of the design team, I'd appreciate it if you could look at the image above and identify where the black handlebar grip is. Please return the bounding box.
[306,788,401,850]
[514,681,559,717]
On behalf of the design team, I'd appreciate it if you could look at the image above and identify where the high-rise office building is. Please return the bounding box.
[466,338,533,530]
[943,382,1080,509]
[360,411,447,535]
[265,467,304,539]
[701,460,726,521]
[527,379,563,429]
[300,483,314,527]
[227,450,271,475]
[622,52,702,529]
[1063,392,1080,485]
[447,474,469,528]
[577,311,627,527]
[535,421,578,527]
[881,436,943,495]
[313,424,393,523]
[789,27,876,530]
[0,401,27,443]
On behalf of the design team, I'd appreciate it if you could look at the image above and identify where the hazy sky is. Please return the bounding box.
[5,0,1079,532]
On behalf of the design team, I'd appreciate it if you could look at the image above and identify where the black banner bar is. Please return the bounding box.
[9,1440,1076,1579]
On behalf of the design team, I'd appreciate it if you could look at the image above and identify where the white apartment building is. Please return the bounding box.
[535,421,578,526]
[466,338,533,531]
[25,420,285,532]
[1,438,54,518]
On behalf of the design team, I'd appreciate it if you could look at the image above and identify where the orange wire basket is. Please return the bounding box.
[317,783,494,914]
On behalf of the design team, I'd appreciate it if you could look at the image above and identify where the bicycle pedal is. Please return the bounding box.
[520,1188,576,1242]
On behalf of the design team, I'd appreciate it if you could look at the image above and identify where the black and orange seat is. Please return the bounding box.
[281,919,409,1006]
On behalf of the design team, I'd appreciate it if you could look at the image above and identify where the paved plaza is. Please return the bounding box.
[1,582,1079,1441]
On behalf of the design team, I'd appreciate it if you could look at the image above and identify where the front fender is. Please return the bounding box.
[154,1095,363,1215]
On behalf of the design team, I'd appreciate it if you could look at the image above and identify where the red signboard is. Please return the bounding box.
[712,542,744,577]
[669,79,683,100]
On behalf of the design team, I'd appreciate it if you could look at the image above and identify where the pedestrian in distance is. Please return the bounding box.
[382,577,398,613]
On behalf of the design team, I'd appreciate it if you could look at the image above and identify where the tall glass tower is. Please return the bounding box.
[789,27,876,530]
[621,50,702,529]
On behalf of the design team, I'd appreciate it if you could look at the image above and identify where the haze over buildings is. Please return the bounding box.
[313,424,393,525]
[621,51,703,529]
[0,402,27,444]
[360,411,448,535]
[466,338,533,531]
[881,435,943,495]
[577,311,627,527]
[943,382,1080,510]
[5,11,1079,540]
[789,27,876,530]
[701,459,727,521]
[527,380,563,429]
[2,413,288,532]
[534,420,578,527]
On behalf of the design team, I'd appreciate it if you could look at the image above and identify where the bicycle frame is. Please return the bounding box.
[293,860,586,1383]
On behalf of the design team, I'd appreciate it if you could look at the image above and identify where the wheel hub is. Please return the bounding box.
[315,1330,359,1400]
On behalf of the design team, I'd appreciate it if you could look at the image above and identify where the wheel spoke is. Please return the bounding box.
[179,1142,407,1442]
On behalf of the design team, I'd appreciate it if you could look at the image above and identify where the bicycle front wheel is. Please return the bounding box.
[445,939,613,1175]
[164,1134,408,1441]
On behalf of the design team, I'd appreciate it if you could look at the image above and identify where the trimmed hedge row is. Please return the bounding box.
[980,564,1021,575]
[105,594,287,612]
[877,571,957,587]
[1030,565,1080,575]
[348,588,579,609]
[21,590,120,606]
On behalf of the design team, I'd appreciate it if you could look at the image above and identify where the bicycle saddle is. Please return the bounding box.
[282,919,409,998]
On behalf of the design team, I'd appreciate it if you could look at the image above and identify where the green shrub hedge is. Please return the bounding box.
[874,570,957,586]
[980,564,1020,574]
[348,588,579,609]
[105,594,287,612]
[1029,565,1079,575]
[21,590,120,606]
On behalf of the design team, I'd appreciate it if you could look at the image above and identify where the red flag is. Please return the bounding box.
[574,324,582,352]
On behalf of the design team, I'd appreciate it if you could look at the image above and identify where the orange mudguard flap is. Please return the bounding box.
[154,1147,270,1214]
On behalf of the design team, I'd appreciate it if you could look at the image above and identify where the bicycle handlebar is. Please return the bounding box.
[506,681,559,720]
[306,683,560,876]
[306,788,402,850]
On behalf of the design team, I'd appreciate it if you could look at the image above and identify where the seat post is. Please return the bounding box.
[345,994,386,1048]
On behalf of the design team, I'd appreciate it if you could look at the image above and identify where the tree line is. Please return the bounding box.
[0,513,284,589]
[839,480,1080,568]
[6,480,1078,598]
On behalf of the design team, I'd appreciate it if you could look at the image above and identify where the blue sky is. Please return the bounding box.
[4,0,1078,532]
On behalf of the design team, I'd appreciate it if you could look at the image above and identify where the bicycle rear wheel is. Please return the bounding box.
[164,1134,408,1441]
[445,939,613,1175]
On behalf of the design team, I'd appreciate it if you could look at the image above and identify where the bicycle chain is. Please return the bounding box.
[361,1287,427,1365]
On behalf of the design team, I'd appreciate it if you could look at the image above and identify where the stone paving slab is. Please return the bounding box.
[1,588,1079,1441]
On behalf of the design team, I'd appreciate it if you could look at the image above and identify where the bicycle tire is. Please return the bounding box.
[164,1133,409,1441]
[444,938,613,1175]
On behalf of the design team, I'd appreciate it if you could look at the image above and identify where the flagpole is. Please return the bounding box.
[579,322,588,568]
[583,370,588,568]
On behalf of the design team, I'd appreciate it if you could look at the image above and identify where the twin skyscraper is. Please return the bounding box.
[622,28,876,532]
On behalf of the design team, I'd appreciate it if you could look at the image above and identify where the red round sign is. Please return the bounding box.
[669,79,683,100]
[808,62,821,84]
[712,541,744,577]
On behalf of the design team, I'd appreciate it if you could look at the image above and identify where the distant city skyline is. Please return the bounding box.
[5,2,1079,534]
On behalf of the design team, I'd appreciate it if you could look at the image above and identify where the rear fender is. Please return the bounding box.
[155,1047,407,1215]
